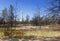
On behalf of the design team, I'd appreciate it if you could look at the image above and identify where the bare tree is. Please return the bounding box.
[21,11,24,24]
[31,7,41,27]
[8,5,15,27]
[47,0,60,25]
[25,14,29,24]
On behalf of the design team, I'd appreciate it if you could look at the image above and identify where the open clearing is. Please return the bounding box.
[0,26,60,41]
[0,26,60,38]
[0,30,60,37]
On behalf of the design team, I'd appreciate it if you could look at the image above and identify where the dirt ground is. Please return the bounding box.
[12,25,60,31]
[0,36,60,41]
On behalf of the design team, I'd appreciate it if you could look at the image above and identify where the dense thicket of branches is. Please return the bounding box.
[45,0,60,25]
[30,0,60,26]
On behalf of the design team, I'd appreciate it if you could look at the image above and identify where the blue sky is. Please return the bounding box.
[0,0,51,21]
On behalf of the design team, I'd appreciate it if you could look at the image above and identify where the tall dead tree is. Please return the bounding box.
[14,0,18,27]
[9,5,15,27]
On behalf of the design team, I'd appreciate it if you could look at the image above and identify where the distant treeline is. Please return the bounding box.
[0,0,60,27]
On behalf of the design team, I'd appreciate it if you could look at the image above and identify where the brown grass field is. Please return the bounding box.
[0,25,60,41]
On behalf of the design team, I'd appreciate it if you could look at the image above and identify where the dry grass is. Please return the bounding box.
[25,30,60,37]
[0,25,60,38]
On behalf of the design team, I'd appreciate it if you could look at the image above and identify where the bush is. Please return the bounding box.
[3,29,15,37]
[3,29,25,38]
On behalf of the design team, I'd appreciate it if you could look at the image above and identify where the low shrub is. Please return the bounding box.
[4,29,14,37]
[14,30,25,37]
